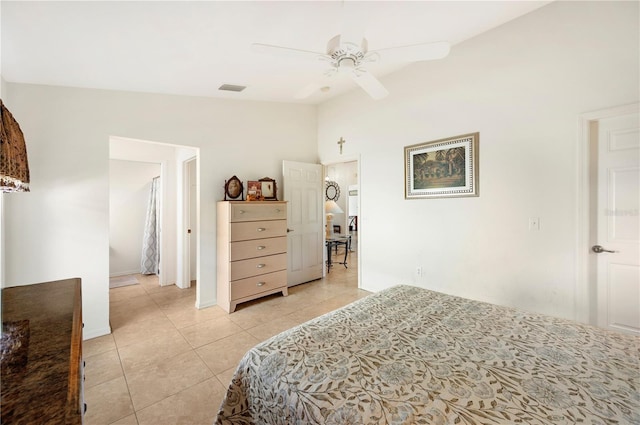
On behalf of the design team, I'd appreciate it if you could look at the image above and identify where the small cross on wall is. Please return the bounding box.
[337,137,346,154]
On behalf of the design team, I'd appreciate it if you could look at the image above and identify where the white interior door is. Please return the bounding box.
[596,112,640,335]
[283,160,323,286]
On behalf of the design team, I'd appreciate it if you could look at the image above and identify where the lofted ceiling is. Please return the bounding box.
[1,1,551,104]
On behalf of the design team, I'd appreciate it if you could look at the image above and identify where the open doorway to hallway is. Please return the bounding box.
[324,160,360,284]
[109,136,200,304]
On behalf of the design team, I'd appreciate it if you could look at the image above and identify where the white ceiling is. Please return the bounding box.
[1,1,551,104]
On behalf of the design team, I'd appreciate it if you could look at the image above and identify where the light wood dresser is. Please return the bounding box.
[217,201,288,312]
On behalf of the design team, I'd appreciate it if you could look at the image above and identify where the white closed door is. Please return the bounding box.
[596,111,640,335]
[283,160,324,286]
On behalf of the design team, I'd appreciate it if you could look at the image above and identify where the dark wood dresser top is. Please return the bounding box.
[1,278,83,424]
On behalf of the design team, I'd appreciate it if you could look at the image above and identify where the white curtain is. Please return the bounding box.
[141,177,160,275]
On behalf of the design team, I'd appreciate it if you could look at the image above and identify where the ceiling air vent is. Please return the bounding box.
[218,84,246,92]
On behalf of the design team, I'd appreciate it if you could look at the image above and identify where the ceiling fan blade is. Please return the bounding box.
[351,70,389,100]
[251,43,325,61]
[371,41,451,63]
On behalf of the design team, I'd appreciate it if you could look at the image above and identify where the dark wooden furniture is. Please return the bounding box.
[1,278,83,424]
[325,234,352,272]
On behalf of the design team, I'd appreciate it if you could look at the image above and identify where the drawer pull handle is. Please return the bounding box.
[275,209,281,213]
[257,246,266,250]
[256,282,266,287]
[238,210,245,214]
[257,227,266,232]
[256,264,266,268]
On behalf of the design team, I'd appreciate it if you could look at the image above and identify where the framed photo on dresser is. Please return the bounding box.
[246,180,262,201]
[224,175,243,201]
[259,177,277,200]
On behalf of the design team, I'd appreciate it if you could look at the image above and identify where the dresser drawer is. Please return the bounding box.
[231,220,287,242]
[231,270,287,301]
[230,203,286,222]
[231,253,287,281]
[231,237,287,261]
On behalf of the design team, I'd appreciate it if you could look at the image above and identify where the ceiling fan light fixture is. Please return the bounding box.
[254,29,448,101]
[337,57,357,73]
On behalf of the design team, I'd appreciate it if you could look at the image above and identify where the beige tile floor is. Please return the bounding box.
[84,242,366,425]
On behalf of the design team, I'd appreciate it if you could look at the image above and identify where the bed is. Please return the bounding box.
[216,285,640,424]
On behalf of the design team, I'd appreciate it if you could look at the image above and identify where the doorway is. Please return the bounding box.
[109,136,200,301]
[281,158,362,288]
[323,159,361,287]
[578,103,639,335]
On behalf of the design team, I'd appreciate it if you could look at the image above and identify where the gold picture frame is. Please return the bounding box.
[404,132,479,199]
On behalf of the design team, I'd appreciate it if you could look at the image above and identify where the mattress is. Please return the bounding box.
[216,284,640,424]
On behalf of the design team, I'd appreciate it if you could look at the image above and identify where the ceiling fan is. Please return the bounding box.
[252,32,450,100]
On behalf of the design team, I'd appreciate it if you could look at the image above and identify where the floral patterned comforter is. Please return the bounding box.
[216,285,640,424]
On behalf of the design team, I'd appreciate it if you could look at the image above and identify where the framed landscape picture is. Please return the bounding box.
[404,132,479,199]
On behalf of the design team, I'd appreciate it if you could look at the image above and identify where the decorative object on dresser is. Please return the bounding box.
[258,177,277,200]
[246,180,263,201]
[405,132,479,199]
[1,278,84,424]
[223,175,244,201]
[217,201,288,312]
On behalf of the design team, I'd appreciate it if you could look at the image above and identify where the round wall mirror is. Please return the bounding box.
[325,181,340,201]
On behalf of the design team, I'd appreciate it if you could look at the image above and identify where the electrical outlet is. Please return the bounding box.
[416,266,422,277]
[529,217,540,231]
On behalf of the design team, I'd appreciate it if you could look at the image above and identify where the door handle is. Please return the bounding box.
[592,245,617,254]
[287,228,294,233]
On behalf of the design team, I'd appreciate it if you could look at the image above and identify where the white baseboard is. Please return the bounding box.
[109,270,139,278]
[196,298,217,310]
[83,325,112,340]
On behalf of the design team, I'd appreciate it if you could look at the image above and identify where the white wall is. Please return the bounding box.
[3,85,317,339]
[109,160,160,277]
[317,1,639,323]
